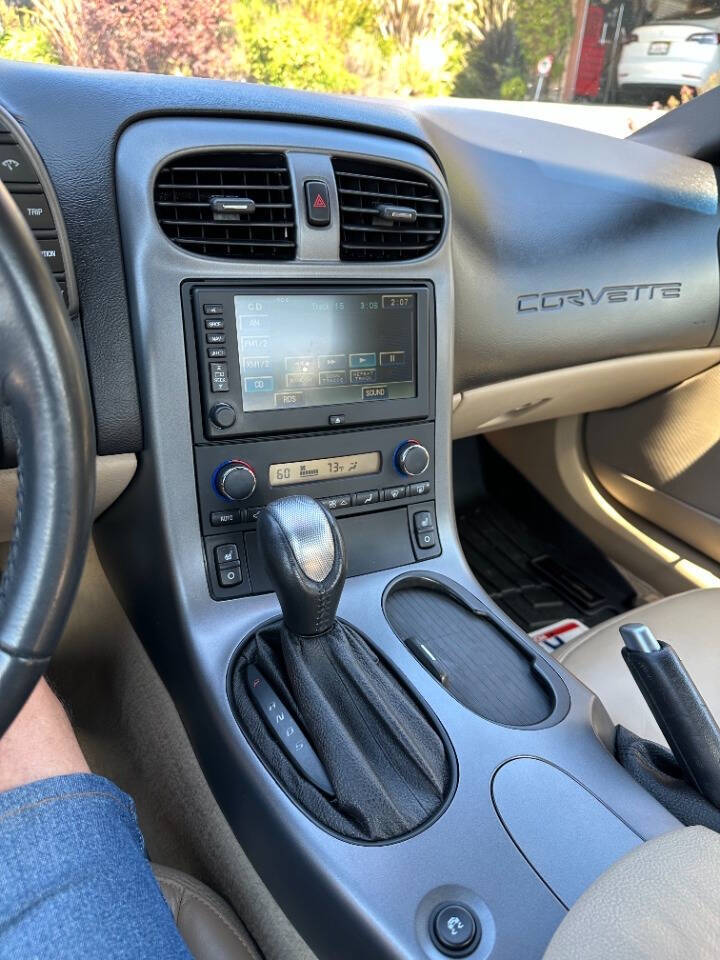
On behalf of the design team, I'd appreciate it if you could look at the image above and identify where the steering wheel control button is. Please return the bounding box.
[209,402,237,429]
[431,904,479,956]
[304,180,331,227]
[215,543,239,567]
[247,665,334,795]
[395,440,430,477]
[215,462,257,502]
[218,565,243,588]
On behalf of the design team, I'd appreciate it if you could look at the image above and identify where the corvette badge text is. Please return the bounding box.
[517,283,682,314]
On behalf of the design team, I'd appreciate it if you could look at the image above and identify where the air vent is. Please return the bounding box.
[333,158,444,262]
[154,151,296,260]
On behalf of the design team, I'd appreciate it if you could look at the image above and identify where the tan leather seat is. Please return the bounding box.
[543,826,720,959]
[555,588,720,745]
[152,865,260,960]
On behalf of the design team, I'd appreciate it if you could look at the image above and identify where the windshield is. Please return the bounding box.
[1,0,718,134]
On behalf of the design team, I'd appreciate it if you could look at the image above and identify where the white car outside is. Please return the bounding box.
[617,12,720,97]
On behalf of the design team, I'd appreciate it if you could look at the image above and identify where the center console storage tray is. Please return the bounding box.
[383,574,569,728]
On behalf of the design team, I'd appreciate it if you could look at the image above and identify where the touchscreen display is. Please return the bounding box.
[234,292,416,412]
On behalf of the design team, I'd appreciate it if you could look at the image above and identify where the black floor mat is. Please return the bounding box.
[454,438,636,633]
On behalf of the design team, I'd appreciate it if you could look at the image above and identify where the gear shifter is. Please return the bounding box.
[257,496,346,636]
[236,494,450,842]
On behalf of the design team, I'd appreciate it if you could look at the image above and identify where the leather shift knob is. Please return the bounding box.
[258,496,346,636]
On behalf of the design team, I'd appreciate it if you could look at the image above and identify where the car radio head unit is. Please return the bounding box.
[235,292,417,413]
[185,283,433,439]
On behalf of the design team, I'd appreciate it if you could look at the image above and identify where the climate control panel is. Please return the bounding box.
[195,421,439,598]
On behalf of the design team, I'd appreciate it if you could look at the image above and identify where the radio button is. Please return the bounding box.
[275,392,304,408]
[207,347,227,359]
[203,303,223,315]
[209,362,230,392]
[206,332,226,345]
[204,318,225,330]
[362,385,388,401]
[382,485,406,502]
[352,490,379,507]
[209,402,236,429]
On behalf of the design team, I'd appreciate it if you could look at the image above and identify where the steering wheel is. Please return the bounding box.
[0,180,95,738]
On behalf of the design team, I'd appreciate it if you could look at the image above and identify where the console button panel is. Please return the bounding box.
[197,421,440,599]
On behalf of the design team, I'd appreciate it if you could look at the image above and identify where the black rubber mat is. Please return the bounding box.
[454,439,636,633]
[385,585,554,725]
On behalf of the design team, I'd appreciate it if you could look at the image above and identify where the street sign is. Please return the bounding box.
[537,55,554,77]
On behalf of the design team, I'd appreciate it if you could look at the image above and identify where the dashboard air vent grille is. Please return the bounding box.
[332,158,443,261]
[154,151,295,260]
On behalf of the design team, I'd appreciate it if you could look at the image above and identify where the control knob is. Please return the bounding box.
[215,460,257,502]
[209,402,237,429]
[395,440,430,477]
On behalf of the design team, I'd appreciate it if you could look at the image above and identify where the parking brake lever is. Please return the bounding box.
[621,622,720,809]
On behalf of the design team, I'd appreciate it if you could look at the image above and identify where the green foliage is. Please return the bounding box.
[0,0,575,100]
[0,1,56,63]
[452,19,524,98]
[500,73,525,99]
[513,0,573,78]
[232,0,466,95]
[233,0,365,91]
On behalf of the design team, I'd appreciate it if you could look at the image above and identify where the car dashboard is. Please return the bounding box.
[2,58,720,960]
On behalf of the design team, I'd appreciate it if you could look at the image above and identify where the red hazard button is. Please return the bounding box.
[304,180,331,227]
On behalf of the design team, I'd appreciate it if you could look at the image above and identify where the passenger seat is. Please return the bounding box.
[554,589,720,745]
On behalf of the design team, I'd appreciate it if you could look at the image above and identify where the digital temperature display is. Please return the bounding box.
[269,452,381,487]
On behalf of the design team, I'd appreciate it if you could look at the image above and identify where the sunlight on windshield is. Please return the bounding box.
[1,0,717,130]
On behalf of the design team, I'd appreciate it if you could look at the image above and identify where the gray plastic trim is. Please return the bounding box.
[109,117,682,960]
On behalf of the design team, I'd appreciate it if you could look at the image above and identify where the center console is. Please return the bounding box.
[184,282,440,598]
[104,116,683,960]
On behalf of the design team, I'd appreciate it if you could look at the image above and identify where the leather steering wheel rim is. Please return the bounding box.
[0,180,94,737]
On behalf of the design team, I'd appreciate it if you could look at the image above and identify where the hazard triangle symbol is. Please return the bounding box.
[313,193,327,209]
